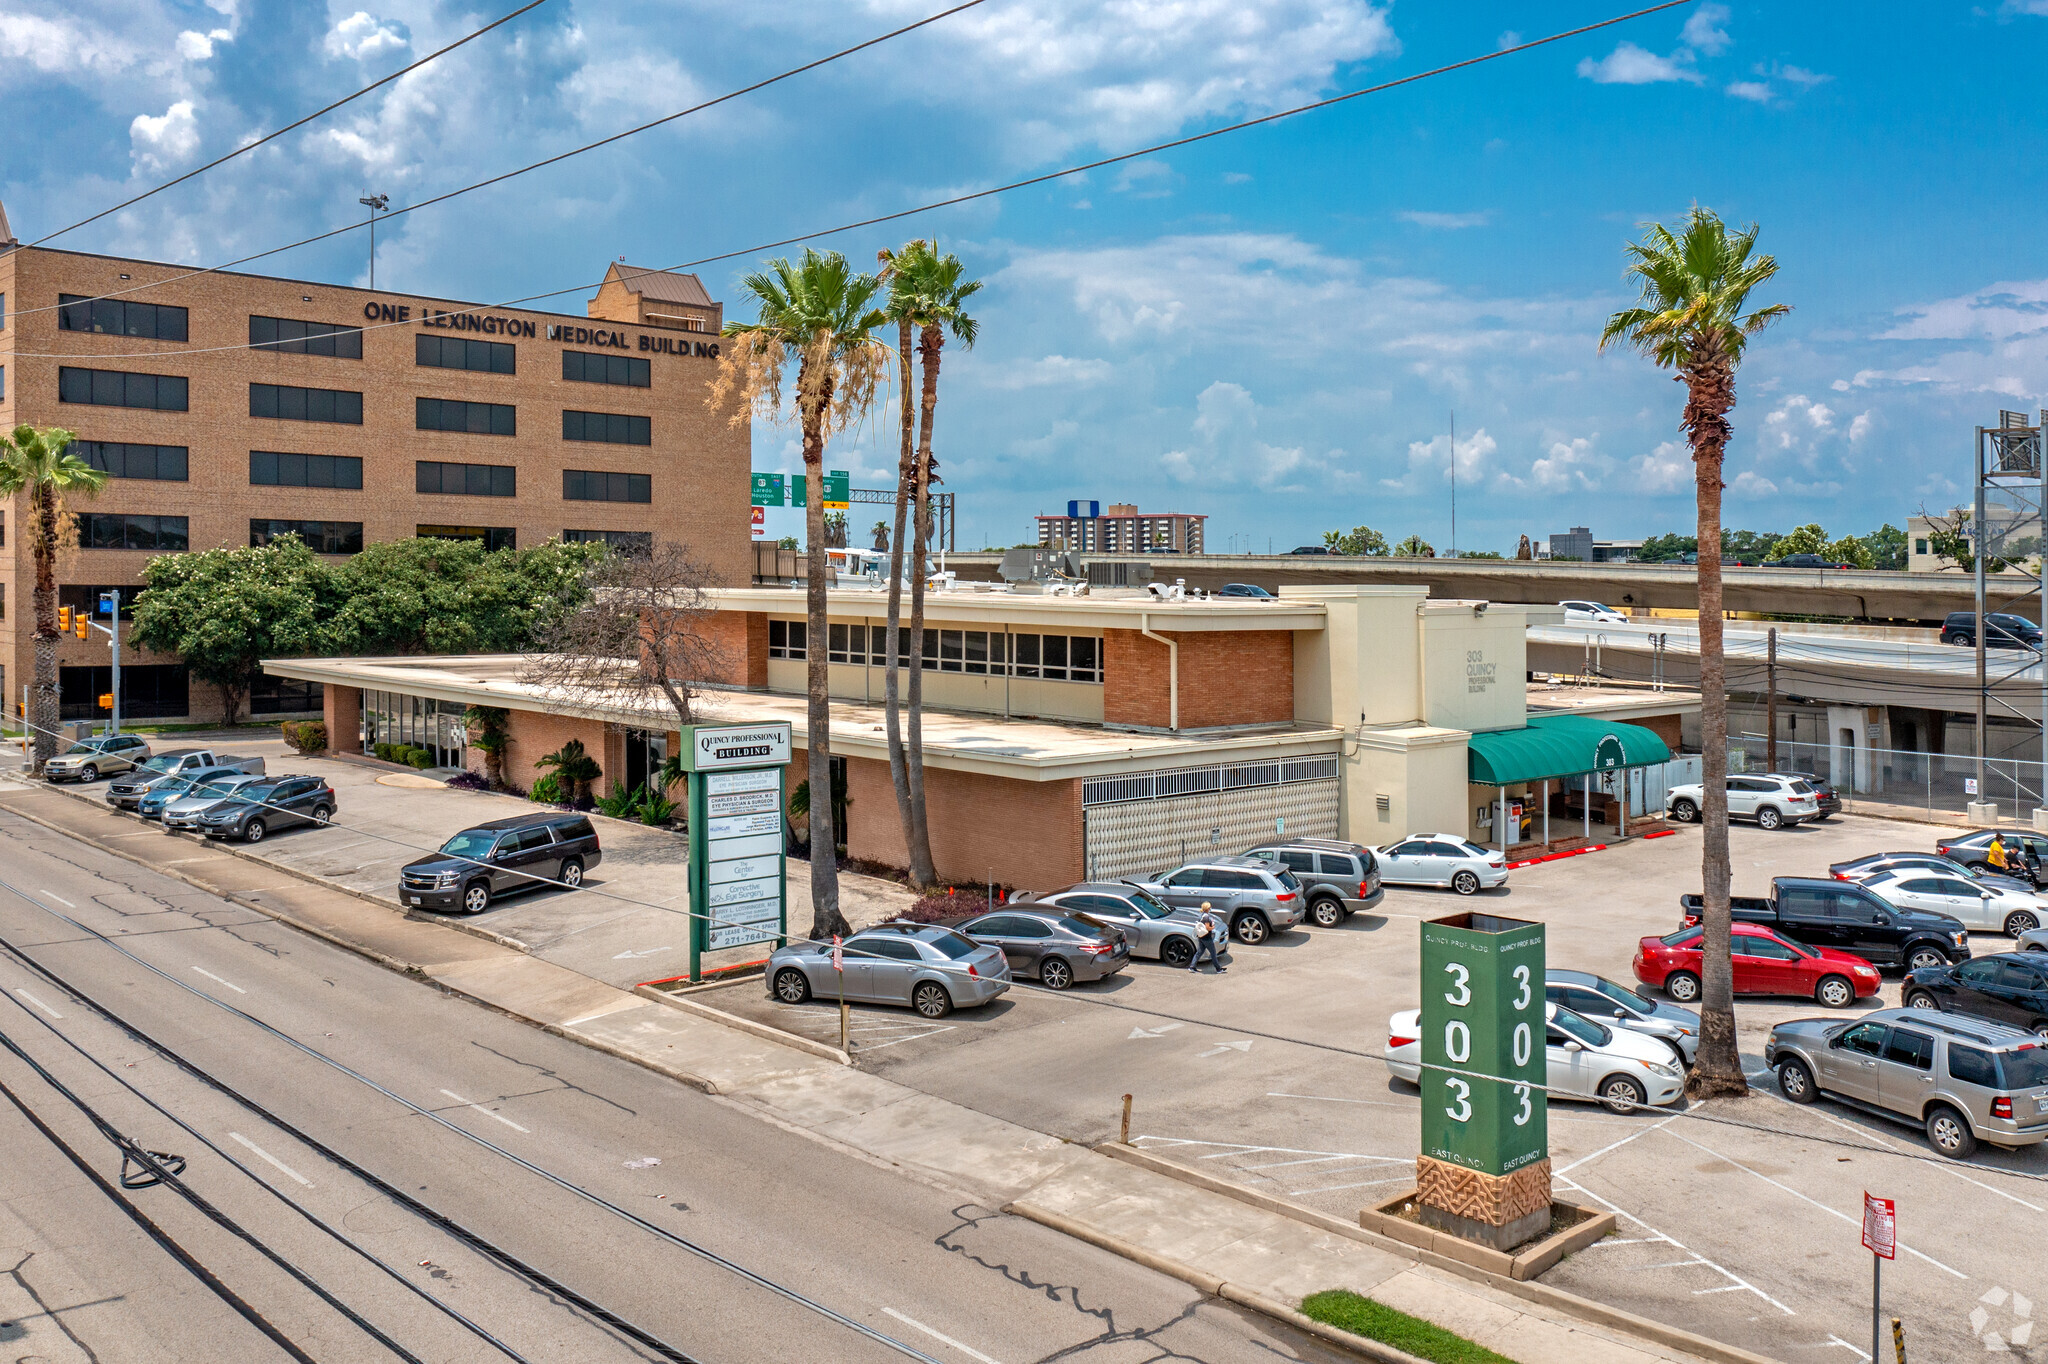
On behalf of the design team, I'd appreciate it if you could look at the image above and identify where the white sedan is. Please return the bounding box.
[1375,835,1508,895]
[1385,1002,1684,1113]
[1559,600,1629,624]
[1855,867,2046,937]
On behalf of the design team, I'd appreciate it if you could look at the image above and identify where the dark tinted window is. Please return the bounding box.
[416,525,516,551]
[250,315,362,358]
[1777,886,1834,919]
[60,294,188,341]
[416,333,515,374]
[73,442,189,480]
[862,939,922,961]
[250,520,363,554]
[1840,1022,1889,1056]
[1316,853,1360,876]
[76,514,188,551]
[1948,1043,2000,1086]
[416,461,516,496]
[1057,916,1107,937]
[416,397,515,435]
[2001,1047,2048,1089]
[1659,927,1702,947]
[60,367,189,411]
[562,409,652,445]
[251,383,362,423]
[563,350,650,386]
[563,529,653,553]
[925,930,983,960]
[1884,1029,1934,1070]
[250,450,363,488]
[554,817,595,841]
[563,469,652,503]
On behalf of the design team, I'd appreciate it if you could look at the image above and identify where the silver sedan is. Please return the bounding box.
[161,773,269,831]
[767,923,1009,1019]
[1020,883,1208,968]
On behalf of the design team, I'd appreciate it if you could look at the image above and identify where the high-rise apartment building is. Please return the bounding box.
[1036,501,1206,554]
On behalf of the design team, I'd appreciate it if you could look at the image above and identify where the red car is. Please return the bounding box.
[1633,922,1883,1009]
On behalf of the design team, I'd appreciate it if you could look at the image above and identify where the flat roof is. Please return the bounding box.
[708,586,1328,632]
[263,653,1344,780]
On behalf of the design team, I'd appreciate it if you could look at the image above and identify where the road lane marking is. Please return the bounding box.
[882,1308,1003,1364]
[13,988,63,1019]
[39,890,75,907]
[1196,1039,1252,1058]
[189,966,245,994]
[439,1089,530,1133]
[1555,1115,1677,1176]
[229,1132,312,1187]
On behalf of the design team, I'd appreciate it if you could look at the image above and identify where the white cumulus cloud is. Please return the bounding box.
[1729,470,1780,498]
[1576,42,1702,85]
[1681,4,1732,54]
[1629,441,1692,493]
[130,100,200,174]
[1399,210,1492,229]
[325,11,409,62]
[1726,80,1773,103]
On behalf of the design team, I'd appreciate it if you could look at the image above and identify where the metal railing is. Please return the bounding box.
[1729,735,2044,821]
[1082,754,1338,807]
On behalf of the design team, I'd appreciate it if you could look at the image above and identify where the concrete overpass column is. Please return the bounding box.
[1825,704,1873,794]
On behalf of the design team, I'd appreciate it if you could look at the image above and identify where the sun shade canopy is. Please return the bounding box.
[1467,713,1674,786]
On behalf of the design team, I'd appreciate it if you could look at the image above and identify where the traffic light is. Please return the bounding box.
[76,613,89,639]
[57,606,72,633]
[98,693,114,711]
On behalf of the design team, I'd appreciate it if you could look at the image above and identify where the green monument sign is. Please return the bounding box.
[674,721,794,982]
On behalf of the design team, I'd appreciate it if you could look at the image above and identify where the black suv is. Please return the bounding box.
[1905,953,2048,1036]
[401,813,602,915]
[1941,611,2043,650]
[1239,838,1382,926]
[195,775,337,842]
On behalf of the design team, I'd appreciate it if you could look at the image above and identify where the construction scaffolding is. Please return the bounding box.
[1971,409,2048,817]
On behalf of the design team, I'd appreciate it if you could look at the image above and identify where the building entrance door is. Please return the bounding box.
[624,729,666,794]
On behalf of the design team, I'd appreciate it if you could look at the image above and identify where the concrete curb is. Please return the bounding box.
[1003,1200,1431,1364]
[1098,1142,1783,1364]
[632,984,853,1066]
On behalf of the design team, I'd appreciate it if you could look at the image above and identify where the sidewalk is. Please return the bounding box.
[0,769,1766,1364]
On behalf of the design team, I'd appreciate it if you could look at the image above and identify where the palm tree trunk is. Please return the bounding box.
[1684,352,1747,1098]
[884,318,923,886]
[31,484,61,774]
[802,371,850,940]
[904,322,945,884]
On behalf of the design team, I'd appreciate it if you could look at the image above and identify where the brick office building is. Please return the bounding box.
[0,239,748,725]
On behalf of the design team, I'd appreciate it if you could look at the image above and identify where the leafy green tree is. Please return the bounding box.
[1634,532,1698,562]
[1601,206,1788,1100]
[1452,549,1505,559]
[1322,525,1389,556]
[129,536,334,725]
[1768,523,1829,558]
[0,424,105,772]
[326,536,600,656]
[1720,528,1782,562]
[1824,535,1874,569]
[1859,523,1907,571]
[1393,533,1435,558]
[535,738,601,806]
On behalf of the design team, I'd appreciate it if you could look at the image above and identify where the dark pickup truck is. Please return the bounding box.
[1680,876,1971,972]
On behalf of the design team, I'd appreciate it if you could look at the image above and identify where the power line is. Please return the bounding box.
[15,0,1695,359]
[29,0,555,249]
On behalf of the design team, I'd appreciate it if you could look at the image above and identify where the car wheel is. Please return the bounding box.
[1664,970,1701,1003]
[243,819,267,843]
[1232,914,1270,945]
[2030,1020,2048,1040]
[311,805,332,826]
[1905,990,1941,1011]
[2005,910,2039,937]
[1925,1104,1978,1160]
[1310,898,1344,928]
[1040,957,1074,990]
[1670,799,1698,823]
[1757,806,1783,830]
[1161,936,1196,968]
[773,968,812,1004]
[1965,861,1992,875]
[461,881,491,915]
[912,982,953,1018]
[1452,871,1482,896]
[1599,1075,1648,1114]
[1907,946,1950,972]
[1816,975,1856,1008]
[80,764,98,782]
[1777,1058,1818,1104]
[559,858,584,889]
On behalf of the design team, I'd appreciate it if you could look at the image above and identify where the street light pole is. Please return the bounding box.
[89,591,120,736]
[358,194,389,290]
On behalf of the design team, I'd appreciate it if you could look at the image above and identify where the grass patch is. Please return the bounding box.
[1299,1290,1520,1364]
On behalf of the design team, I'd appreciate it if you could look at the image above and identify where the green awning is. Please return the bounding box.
[1467,713,1674,786]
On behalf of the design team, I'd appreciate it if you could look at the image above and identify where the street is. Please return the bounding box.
[0,804,1353,1364]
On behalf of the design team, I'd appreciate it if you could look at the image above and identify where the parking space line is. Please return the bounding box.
[439,1089,531,1133]
[1555,1174,1794,1315]
[1936,1164,2044,1213]
[1287,1174,1415,1196]
[1266,1091,1416,1110]
[1555,1115,1675,1176]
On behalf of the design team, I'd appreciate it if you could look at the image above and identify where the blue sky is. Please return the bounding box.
[7,1,2048,553]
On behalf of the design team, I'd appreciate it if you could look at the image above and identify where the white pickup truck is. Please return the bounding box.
[104,749,265,810]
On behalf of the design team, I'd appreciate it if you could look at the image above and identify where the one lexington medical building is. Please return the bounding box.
[0,227,749,725]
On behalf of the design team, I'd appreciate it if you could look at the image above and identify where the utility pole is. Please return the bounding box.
[87,591,121,736]
[1448,409,1457,558]
[1766,627,1778,773]
[1975,425,1990,815]
[358,194,389,290]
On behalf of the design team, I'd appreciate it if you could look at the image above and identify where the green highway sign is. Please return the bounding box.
[751,473,786,507]
[1419,912,1547,1178]
[823,469,849,509]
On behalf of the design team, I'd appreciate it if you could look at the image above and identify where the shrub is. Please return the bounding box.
[405,747,434,769]
[444,770,489,791]
[529,773,566,804]
[638,787,679,826]
[595,783,643,819]
[279,720,328,754]
[903,888,992,923]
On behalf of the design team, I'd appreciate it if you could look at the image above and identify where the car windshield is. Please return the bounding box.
[1058,916,1107,938]
[1660,927,1702,947]
[1553,1008,1611,1048]
[1590,977,1654,1012]
[1788,780,1814,794]
[1123,889,1173,919]
[923,930,983,960]
[438,829,500,859]
[1275,869,1301,891]
[1768,933,1818,958]
[224,783,282,807]
[1458,841,1491,857]
[155,776,195,796]
[1999,1046,2048,1089]
[63,742,104,755]
[139,755,182,773]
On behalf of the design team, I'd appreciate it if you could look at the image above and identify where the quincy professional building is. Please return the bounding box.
[0,237,748,724]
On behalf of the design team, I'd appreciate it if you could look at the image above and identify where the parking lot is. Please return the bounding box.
[716,813,2048,1362]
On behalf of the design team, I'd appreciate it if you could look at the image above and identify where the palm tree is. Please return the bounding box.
[1600,208,1788,1099]
[0,425,105,775]
[876,241,929,889]
[715,250,888,938]
[881,242,980,888]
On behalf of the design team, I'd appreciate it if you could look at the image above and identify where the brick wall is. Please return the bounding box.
[1635,712,1682,751]
[690,610,767,688]
[818,747,1083,889]
[322,684,360,752]
[503,710,613,796]
[1103,629,1295,730]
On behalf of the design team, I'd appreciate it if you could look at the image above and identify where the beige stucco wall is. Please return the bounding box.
[1344,726,1470,846]
[1282,585,1427,727]
[1419,603,1530,733]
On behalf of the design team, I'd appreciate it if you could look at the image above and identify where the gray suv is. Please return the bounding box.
[1766,1007,2048,1158]
[1129,856,1305,944]
[1241,838,1381,926]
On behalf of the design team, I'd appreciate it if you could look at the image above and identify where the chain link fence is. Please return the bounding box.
[1728,735,2045,822]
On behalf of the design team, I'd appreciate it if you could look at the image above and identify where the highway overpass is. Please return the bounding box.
[943,552,2032,623]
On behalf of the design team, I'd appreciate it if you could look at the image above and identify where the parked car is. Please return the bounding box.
[159,772,270,830]
[951,907,1130,989]
[1664,774,1820,829]
[1374,836,1507,896]
[1014,883,1206,966]
[1766,1007,2048,1157]
[1385,1002,1684,1113]
[1764,552,1838,569]
[2023,924,2048,954]
[105,748,238,810]
[400,812,602,914]
[1830,851,2034,896]
[768,923,1009,1018]
[1558,600,1629,624]
[1904,953,2048,1037]
[1767,771,1838,818]
[1855,866,2046,937]
[1941,611,2043,650]
[1239,838,1381,925]
[1544,968,1700,1064]
[1216,583,1274,598]
[1127,856,1305,944]
[1635,921,1883,1008]
[195,775,338,842]
[139,765,256,821]
[1288,545,1331,555]
[1678,876,1970,971]
[42,734,151,782]
[1935,828,2048,888]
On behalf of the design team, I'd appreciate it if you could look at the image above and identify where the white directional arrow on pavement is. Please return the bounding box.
[1197,1039,1253,1058]
[1127,1023,1185,1039]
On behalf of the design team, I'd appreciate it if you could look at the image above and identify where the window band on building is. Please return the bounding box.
[73,441,189,480]
[417,396,516,435]
[250,315,363,358]
[417,524,517,551]
[76,513,188,551]
[60,295,189,342]
[563,529,652,552]
[563,469,651,503]
[250,519,364,554]
[416,334,515,374]
[250,450,364,488]
[251,383,364,424]
[562,409,651,445]
[416,461,515,497]
[60,367,189,411]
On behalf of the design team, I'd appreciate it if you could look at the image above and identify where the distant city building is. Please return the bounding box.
[1542,526,1641,563]
[1907,508,2041,574]
[1037,501,1206,554]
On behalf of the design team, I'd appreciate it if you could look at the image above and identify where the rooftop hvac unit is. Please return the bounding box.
[1086,560,1154,588]
[1000,547,1083,583]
